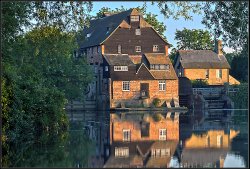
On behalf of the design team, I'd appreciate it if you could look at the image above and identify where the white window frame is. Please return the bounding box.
[123,129,131,141]
[216,69,222,79]
[130,15,140,22]
[135,29,141,35]
[159,129,166,140]
[115,147,129,157]
[153,45,159,52]
[105,66,108,71]
[217,135,223,147]
[122,81,130,91]
[114,66,128,71]
[135,46,141,52]
[166,64,170,70]
[159,80,166,91]
[118,45,122,54]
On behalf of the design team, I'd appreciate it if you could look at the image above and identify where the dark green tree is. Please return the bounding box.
[202,1,248,51]
[175,28,214,50]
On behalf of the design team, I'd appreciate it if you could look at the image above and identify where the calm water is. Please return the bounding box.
[3,109,248,168]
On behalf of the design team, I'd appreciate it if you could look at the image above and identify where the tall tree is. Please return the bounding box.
[175,28,214,50]
[202,1,249,52]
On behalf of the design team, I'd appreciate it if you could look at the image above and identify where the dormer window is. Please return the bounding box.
[106,27,110,34]
[135,29,141,35]
[153,45,159,52]
[118,45,122,54]
[130,15,140,22]
[135,46,141,52]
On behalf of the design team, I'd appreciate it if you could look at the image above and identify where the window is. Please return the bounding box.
[205,69,209,79]
[135,29,141,35]
[217,135,223,147]
[114,66,128,71]
[166,64,170,70]
[216,69,222,78]
[160,65,165,70]
[105,66,108,71]
[130,15,140,22]
[159,80,166,91]
[153,45,159,52]
[155,64,160,70]
[122,81,130,91]
[135,46,141,52]
[206,136,210,147]
[123,129,131,141]
[159,129,166,140]
[97,46,100,53]
[118,45,122,54]
[115,147,129,157]
[86,33,91,38]
[150,64,155,70]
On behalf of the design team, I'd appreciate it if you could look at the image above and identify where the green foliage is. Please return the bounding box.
[229,83,248,109]
[152,98,161,107]
[202,1,248,51]
[230,55,248,82]
[175,28,214,50]
[191,79,209,88]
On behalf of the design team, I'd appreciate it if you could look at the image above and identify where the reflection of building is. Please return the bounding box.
[180,129,240,168]
[104,112,180,168]
[110,112,180,143]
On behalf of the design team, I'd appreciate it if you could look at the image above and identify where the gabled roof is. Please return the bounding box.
[144,53,169,64]
[103,54,134,66]
[178,50,231,69]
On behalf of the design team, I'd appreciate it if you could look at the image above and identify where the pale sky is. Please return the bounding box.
[91,1,235,53]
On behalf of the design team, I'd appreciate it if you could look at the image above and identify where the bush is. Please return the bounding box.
[152,98,161,107]
[191,79,209,88]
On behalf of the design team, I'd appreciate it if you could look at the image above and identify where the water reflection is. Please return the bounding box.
[3,109,248,168]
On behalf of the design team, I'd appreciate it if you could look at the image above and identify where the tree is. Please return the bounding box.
[175,28,214,50]
[202,1,249,51]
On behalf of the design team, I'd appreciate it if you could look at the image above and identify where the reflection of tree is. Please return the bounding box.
[3,131,94,167]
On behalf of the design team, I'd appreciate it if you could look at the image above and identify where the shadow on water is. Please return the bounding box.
[3,108,248,168]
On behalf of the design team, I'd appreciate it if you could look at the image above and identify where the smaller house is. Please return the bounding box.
[103,53,179,108]
[174,40,240,85]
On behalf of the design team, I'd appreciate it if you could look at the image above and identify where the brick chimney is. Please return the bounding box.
[214,40,223,55]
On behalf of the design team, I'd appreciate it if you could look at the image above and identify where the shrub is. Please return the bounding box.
[152,98,161,107]
[191,79,209,88]
[152,113,162,122]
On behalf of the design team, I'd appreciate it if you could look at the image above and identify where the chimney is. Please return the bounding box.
[214,40,223,55]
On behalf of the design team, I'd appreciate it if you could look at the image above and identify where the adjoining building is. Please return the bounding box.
[174,40,240,86]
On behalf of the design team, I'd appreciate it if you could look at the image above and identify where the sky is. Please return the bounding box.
[90,1,234,53]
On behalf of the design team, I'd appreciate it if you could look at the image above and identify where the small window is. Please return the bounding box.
[115,147,129,157]
[159,129,166,140]
[123,129,131,141]
[118,45,122,54]
[114,66,128,71]
[105,66,108,71]
[135,29,141,35]
[135,46,141,52]
[150,64,155,70]
[153,45,159,52]
[122,81,130,91]
[166,64,170,70]
[160,65,165,70]
[216,69,222,78]
[130,15,140,22]
[159,80,166,91]
[155,64,160,70]
[217,135,223,147]
[205,69,209,79]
